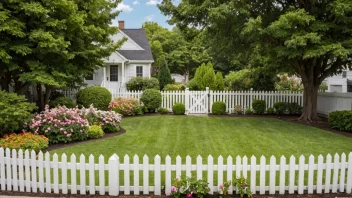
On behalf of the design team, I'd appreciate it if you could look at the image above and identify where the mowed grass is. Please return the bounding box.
[51,116,352,162]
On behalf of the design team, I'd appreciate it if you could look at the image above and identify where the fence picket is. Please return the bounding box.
[108,154,119,196]
[0,148,4,191]
[165,155,171,195]
[317,155,323,193]
[250,156,256,194]
[98,155,105,195]
[45,152,51,193]
[325,154,332,193]
[197,156,202,180]
[6,148,12,191]
[124,155,130,195]
[298,155,305,194]
[279,156,286,194]
[155,155,161,195]
[269,156,276,194]
[308,155,314,194]
[37,151,43,193]
[176,156,182,179]
[340,153,346,192]
[24,150,31,192]
[53,153,59,194]
[186,155,192,177]
[143,155,149,195]
[30,150,37,193]
[134,155,140,195]
[208,155,214,194]
[347,153,352,193]
[227,156,233,194]
[71,154,77,194]
[289,156,295,194]
[332,154,339,193]
[12,149,18,191]
[89,155,95,195]
[80,154,86,194]
[18,149,24,192]
[218,156,224,188]
[259,156,266,194]
[62,154,68,194]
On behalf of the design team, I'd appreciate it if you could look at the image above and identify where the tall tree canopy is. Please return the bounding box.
[143,21,211,82]
[0,0,125,109]
[159,0,352,121]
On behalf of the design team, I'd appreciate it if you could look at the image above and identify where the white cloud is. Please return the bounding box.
[146,0,162,5]
[133,1,140,5]
[116,2,133,13]
[144,15,155,22]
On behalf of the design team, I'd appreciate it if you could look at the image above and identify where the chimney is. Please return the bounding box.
[118,21,125,29]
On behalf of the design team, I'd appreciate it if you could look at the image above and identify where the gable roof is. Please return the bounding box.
[117,29,154,61]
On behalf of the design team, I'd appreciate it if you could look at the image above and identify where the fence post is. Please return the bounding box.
[108,154,119,196]
[185,88,189,114]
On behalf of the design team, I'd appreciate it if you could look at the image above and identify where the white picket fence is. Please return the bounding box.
[1,148,352,196]
[110,88,303,114]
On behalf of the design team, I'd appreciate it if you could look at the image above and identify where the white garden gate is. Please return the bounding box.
[185,88,209,114]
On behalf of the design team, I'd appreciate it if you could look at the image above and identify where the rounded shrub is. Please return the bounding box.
[267,107,275,115]
[158,107,169,115]
[88,125,104,139]
[187,79,200,90]
[49,96,76,108]
[288,102,302,115]
[245,107,253,115]
[0,132,48,152]
[273,102,288,115]
[109,97,142,116]
[172,103,185,115]
[76,86,111,110]
[212,101,226,115]
[126,77,159,91]
[140,89,162,112]
[252,99,266,114]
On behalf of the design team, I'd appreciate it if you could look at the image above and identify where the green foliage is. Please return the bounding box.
[212,101,226,115]
[192,62,220,90]
[218,180,232,196]
[319,82,328,91]
[49,97,76,108]
[0,132,49,153]
[288,103,303,115]
[140,89,162,111]
[274,102,289,115]
[0,91,37,135]
[245,107,253,115]
[234,175,253,198]
[76,86,111,110]
[187,79,200,90]
[49,90,65,100]
[224,69,251,91]
[267,107,275,115]
[328,111,352,132]
[158,108,169,115]
[158,57,172,90]
[171,177,210,198]
[88,125,104,139]
[275,74,303,91]
[172,103,186,115]
[214,72,225,90]
[163,83,186,91]
[126,77,159,91]
[0,0,124,105]
[252,100,266,114]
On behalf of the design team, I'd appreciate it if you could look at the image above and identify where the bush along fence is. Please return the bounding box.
[1,148,352,196]
[109,88,304,114]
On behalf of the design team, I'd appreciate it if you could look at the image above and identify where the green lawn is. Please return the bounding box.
[51,116,352,162]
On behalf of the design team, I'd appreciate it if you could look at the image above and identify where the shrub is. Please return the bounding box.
[158,57,172,90]
[163,83,186,91]
[140,89,162,112]
[212,101,226,115]
[172,103,185,115]
[126,77,159,91]
[0,132,48,152]
[172,177,210,198]
[80,105,122,133]
[273,102,288,115]
[49,90,64,100]
[49,96,76,108]
[245,107,253,115]
[0,91,37,135]
[234,175,253,198]
[252,99,266,114]
[328,110,352,132]
[109,97,142,116]
[26,106,89,144]
[76,86,111,110]
[288,102,302,115]
[187,79,200,90]
[88,125,104,139]
[267,107,275,115]
[158,108,169,114]
[233,105,243,115]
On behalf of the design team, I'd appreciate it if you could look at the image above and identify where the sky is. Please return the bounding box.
[112,0,176,29]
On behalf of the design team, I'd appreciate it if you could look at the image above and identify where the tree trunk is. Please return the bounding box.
[0,75,10,92]
[44,86,51,107]
[36,84,45,112]
[299,81,320,122]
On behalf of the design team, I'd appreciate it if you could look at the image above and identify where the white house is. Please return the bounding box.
[84,21,154,91]
[326,69,352,92]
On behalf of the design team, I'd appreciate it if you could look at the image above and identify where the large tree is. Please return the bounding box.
[0,0,125,110]
[159,0,352,121]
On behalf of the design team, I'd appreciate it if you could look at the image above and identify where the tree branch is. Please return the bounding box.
[318,58,345,83]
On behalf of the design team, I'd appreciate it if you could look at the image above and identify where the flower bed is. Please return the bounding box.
[0,132,48,152]
[109,97,142,116]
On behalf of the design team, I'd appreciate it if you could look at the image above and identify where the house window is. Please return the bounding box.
[136,66,143,77]
[342,71,347,78]
[110,65,118,81]
[85,73,94,80]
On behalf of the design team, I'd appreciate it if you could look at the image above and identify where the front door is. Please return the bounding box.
[108,65,120,90]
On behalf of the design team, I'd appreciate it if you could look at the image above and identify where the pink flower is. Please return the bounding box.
[64,131,67,134]
[241,184,246,189]
[187,193,192,198]
[47,127,51,131]
[219,184,224,190]
[60,128,64,131]
[67,134,72,137]
[171,186,177,192]
[80,130,83,133]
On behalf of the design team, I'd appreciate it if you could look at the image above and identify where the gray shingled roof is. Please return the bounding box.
[117,29,154,61]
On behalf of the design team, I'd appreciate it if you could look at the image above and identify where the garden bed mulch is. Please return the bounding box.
[0,190,351,198]
[45,127,126,152]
